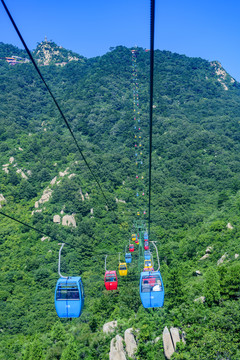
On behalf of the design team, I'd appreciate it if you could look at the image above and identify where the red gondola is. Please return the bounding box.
[104,271,118,291]
[144,241,149,250]
[129,244,134,252]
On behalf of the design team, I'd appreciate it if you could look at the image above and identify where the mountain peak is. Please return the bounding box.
[33,39,85,66]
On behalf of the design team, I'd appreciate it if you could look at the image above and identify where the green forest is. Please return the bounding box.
[0,41,239,359]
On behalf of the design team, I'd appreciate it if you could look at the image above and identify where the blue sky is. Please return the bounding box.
[1,0,240,80]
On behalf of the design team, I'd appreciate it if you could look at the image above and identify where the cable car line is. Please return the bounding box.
[1,0,115,215]
[0,210,74,248]
[148,0,155,236]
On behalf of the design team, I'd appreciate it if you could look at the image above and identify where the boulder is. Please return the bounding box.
[16,168,28,179]
[194,296,205,303]
[79,188,85,201]
[195,270,202,276]
[50,176,57,185]
[38,187,53,205]
[68,173,76,179]
[109,335,126,360]
[217,253,228,265]
[53,215,61,224]
[124,328,137,358]
[59,168,69,177]
[235,254,239,259]
[41,236,49,242]
[0,194,6,208]
[163,326,174,360]
[199,254,209,261]
[227,222,233,230]
[170,327,180,350]
[205,246,213,254]
[62,214,76,227]
[103,321,118,334]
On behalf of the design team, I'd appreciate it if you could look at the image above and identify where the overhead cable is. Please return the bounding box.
[148,0,155,236]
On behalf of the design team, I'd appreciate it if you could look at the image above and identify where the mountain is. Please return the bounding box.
[0,42,239,360]
[33,39,86,66]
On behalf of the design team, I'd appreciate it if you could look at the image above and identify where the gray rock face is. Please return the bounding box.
[62,214,76,227]
[194,296,206,303]
[217,253,228,265]
[0,194,6,208]
[124,328,137,358]
[170,327,180,350]
[53,215,61,224]
[103,321,118,334]
[109,335,126,360]
[163,326,174,359]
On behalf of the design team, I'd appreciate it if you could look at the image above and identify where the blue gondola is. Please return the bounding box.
[144,250,151,260]
[139,271,164,308]
[125,253,132,263]
[144,232,148,240]
[55,276,84,318]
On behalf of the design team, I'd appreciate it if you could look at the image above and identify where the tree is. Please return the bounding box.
[204,267,220,306]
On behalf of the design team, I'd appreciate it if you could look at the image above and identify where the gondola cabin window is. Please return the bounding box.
[56,283,80,300]
[105,274,117,282]
[141,275,162,292]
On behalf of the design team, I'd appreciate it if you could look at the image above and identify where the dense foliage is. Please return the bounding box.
[0,42,239,359]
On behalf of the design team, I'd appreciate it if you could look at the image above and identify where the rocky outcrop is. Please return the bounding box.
[59,168,69,177]
[194,296,206,303]
[163,327,185,359]
[0,194,6,208]
[62,214,76,227]
[53,214,76,227]
[103,321,118,334]
[53,215,61,224]
[109,335,126,360]
[170,327,180,350]
[50,176,57,185]
[199,253,209,260]
[35,187,52,208]
[217,253,228,266]
[199,246,213,261]
[163,327,174,359]
[124,328,137,358]
[41,236,49,242]
[227,222,233,230]
[16,168,28,179]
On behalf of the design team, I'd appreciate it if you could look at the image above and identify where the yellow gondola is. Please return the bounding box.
[131,233,136,241]
[118,263,127,276]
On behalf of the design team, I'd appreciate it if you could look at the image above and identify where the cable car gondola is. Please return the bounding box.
[144,250,151,260]
[104,270,118,291]
[143,259,154,271]
[55,244,84,318]
[129,244,134,252]
[104,256,118,290]
[125,253,132,263]
[139,271,164,308]
[144,241,149,250]
[118,262,128,276]
[55,276,84,318]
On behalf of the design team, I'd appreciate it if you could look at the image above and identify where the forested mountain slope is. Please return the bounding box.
[0,41,239,359]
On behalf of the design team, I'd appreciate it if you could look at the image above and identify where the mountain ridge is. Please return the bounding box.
[0,42,239,360]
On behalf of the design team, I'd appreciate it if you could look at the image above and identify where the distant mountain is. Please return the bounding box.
[33,39,86,66]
